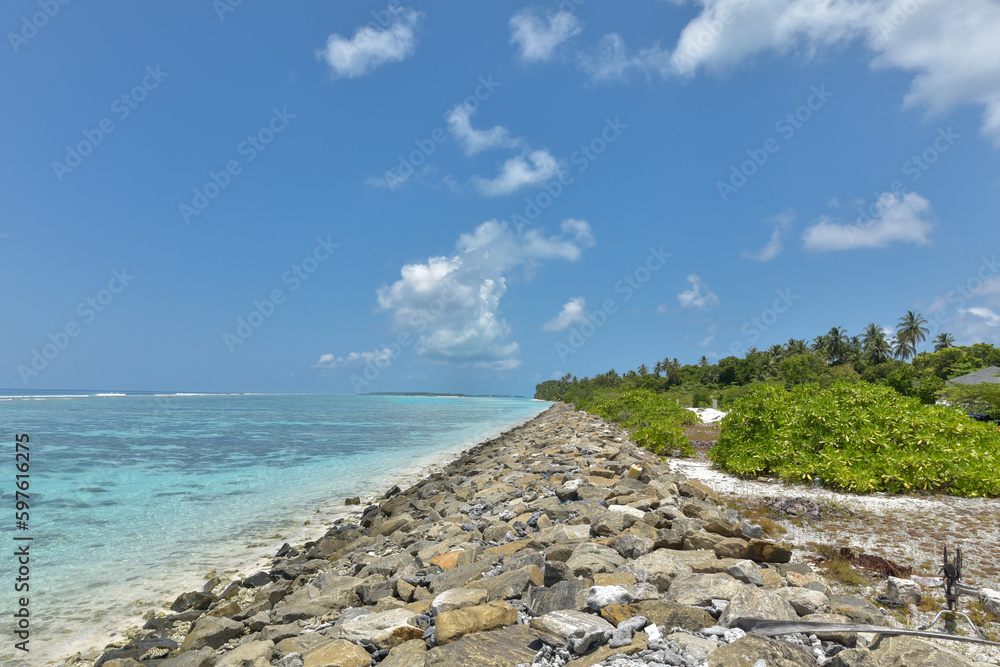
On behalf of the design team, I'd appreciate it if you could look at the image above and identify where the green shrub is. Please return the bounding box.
[711,382,1000,497]
[575,388,697,457]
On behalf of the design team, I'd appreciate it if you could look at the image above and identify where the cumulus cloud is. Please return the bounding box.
[314,349,393,370]
[471,150,562,196]
[374,219,594,369]
[318,8,422,79]
[446,104,522,156]
[510,8,582,62]
[955,306,1000,344]
[678,274,720,310]
[802,191,933,251]
[567,1,1000,144]
[742,211,794,262]
[542,297,588,331]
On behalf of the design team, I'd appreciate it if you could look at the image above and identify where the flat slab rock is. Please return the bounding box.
[425,624,546,667]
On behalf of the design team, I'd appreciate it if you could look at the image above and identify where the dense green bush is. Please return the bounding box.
[711,382,1000,497]
[576,389,698,457]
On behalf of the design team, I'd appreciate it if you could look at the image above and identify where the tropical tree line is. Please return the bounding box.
[535,311,1000,412]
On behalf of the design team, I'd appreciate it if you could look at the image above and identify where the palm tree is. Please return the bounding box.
[826,326,849,365]
[933,333,955,352]
[653,360,665,377]
[637,363,649,376]
[767,344,785,360]
[811,334,831,363]
[698,355,709,368]
[895,311,929,361]
[786,338,808,355]
[862,323,891,364]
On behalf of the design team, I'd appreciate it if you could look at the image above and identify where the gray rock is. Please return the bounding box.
[159,647,217,667]
[868,635,976,667]
[668,573,743,607]
[529,579,588,616]
[180,616,243,652]
[566,542,625,578]
[725,559,765,587]
[981,588,1000,619]
[621,550,693,591]
[530,609,615,654]
[340,607,421,650]
[706,634,816,666]
[774,586,830,615]
[829,595,885,626]
[215,640,274,667]
[887,577,922,605]
[585,585,634,610]
[828,647,877,667]
[718,586,799,626]
[430,587,489,615]
[612,534,653,559]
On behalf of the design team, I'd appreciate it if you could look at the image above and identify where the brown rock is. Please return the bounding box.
[713,537,749,560]
[435,601,518,644]
[747,539,792,564]
[706,634,816,666]
[425,624,543,667]
[303,639,372,667]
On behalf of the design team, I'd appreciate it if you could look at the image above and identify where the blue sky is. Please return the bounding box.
[3,0,1000,395]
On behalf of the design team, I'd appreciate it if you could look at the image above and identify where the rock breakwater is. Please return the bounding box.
[80,403,995,667]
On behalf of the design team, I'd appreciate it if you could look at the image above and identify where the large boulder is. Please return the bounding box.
[706,634,816,666]
[302,639,371,667]
[434,601,518,644]
[429,587,488,615]
[465,564,544,601]
[719,586,799,626]
[668,573,744,607]
[868,635,977,667]
[180,616,243,651]
[424,625,543,667]
[216,641,275,667]
[339,608,423,650]
[530,610,615,654]
[829,595,885,626]
[774,586,830,616]
[566,543,625,578]
[621,550,693,591]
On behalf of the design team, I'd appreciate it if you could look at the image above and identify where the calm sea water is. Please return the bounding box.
[0,392,550,665]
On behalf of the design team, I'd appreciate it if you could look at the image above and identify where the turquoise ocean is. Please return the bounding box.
[0,392,550,665]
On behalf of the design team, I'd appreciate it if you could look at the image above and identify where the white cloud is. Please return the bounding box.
[374,219,594,368]
[570,1,1000,144]
[318,8,422,79]
[446,104,522,156]
[802,191,933,251]
[655,303,669,314]
[510,8,582,62]
[471,150,562,196]
[542,297,588,331]
[314,348,393,370]
[678,274,720,310]
[742,211,794,262]
[955,306,1000,344]
[699,334,716,346]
